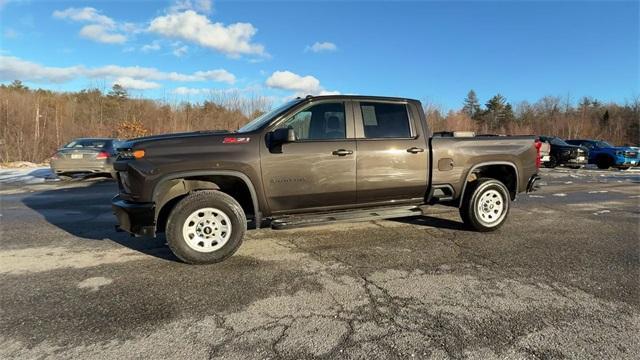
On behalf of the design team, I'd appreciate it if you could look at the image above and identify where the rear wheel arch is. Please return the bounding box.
[458,162,518,207]
[153,171,260,232]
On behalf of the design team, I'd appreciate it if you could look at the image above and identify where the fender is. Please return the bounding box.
[152,170,262,227]
[458,161,519,208]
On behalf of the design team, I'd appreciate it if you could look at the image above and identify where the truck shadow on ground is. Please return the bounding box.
[21,180,179,262]
[22,180,473,262]
[393,215,472,231]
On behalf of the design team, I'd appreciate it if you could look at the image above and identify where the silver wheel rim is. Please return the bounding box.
[476,189,505,227]
[182,207,232,253]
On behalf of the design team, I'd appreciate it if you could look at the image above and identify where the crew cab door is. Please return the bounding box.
[354,100,428,204]
[260,100,356,213]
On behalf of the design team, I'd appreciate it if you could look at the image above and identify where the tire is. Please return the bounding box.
[166,190,246,264]
[459,178,511,232]
[596,155,612,170]
[543,156,557,168]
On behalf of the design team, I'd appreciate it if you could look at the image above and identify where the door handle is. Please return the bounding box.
[332,149,353,156]
[407,147,425,154]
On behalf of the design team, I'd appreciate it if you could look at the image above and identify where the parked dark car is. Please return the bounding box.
[538,136,588,168]
[565,139,639,170]
[50,138,121,179]
[112,95,541,264]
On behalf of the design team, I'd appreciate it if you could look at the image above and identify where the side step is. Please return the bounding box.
[270,205,424,230]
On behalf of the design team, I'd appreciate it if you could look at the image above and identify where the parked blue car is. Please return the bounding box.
[565,139,639,169]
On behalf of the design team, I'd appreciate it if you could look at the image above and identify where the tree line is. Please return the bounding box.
[0,81,638,163]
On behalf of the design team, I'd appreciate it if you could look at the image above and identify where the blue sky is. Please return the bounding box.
[1,0,638,110]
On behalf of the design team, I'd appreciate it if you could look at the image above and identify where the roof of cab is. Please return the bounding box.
[300,94,420,103]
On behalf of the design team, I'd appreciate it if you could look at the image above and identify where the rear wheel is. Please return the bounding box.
[596,155,613,169]
[459,178,511,232]
[166,190,246,264]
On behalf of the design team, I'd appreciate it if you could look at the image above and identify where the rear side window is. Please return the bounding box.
[360,102,411,138]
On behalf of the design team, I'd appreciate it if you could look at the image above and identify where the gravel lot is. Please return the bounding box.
[0,168,638,359]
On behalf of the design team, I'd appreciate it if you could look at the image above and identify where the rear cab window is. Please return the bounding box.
[358,102,412,138]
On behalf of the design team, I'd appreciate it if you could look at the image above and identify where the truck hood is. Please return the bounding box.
[118,130,230,149]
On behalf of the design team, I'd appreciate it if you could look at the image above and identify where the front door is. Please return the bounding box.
[260,101,357,213]
[354,101,428,204]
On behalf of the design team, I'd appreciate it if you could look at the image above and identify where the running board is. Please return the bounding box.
[270,205,424,230]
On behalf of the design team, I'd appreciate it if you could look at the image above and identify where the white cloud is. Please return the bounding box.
[113,77,161,90]
[0,56,81,83]
[53,7,115,27]
[306,41,337,53]
[170,0,212,14]
[53,7,129,44]
[79,24,127,44]
[172,86,207,95]
[172,45,188,57]
[265,70,338,96]
[141,40,162,52]
[193,69,235,84]
[148,10,265,57]
[0,55,236,85]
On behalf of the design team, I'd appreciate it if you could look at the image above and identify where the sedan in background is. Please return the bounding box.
[538,135,588,168]
[50,138,121,179]
[565,139,639,170]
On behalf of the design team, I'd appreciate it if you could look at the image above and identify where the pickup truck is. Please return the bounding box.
[112,95,541,264]
[565,139,639,169]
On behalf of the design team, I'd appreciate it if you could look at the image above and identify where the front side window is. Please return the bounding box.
[360,102,411,138]
[278,102,346,140]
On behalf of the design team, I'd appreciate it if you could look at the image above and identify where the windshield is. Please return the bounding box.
[63,139,110,148]
[237,99,301,133]
[596,141,613,148]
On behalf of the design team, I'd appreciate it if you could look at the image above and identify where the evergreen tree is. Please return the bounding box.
[108,84,128,100]
[462,90,481,119]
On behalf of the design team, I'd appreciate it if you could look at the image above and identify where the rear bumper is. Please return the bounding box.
[51,159,112,174]
[526,174,541,193]
[112,195,156,237]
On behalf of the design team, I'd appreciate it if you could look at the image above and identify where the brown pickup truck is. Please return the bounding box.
[112,95,541,264]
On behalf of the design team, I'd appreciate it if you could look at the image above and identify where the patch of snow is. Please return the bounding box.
[0,167,56,185]
[593,210,611,216]
[588,190,609,194]
[552,193,567,197]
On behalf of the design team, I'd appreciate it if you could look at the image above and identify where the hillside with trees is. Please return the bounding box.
[0,81,638,163]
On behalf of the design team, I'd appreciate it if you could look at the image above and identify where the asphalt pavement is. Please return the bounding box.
[0,168,638,359]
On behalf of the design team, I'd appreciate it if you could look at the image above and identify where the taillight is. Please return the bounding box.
[534,139,542,169]
[96,151,109,160]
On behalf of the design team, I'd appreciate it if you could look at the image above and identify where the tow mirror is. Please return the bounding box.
[270,127,296,144]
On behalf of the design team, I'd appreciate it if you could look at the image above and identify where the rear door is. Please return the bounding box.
[260,100,357,213]
[354,101,428,204]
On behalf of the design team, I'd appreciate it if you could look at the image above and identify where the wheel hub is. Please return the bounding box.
[182,208,232,253]
[476,189,505,226]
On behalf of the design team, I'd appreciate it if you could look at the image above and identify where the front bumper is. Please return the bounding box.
[526,174,541,193]
[112,195,156,237]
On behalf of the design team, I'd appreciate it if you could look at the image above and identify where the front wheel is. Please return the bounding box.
[543,156,557,168]
[166,190,246,264]
[596,156,612,169]
[459,178,511,232]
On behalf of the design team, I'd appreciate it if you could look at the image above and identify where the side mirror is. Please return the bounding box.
[270,127,296,145]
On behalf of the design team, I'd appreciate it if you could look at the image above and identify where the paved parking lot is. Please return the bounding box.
[0,168,639,359]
